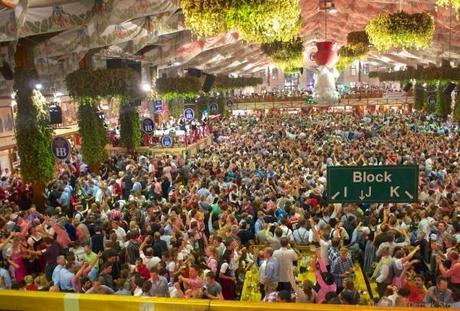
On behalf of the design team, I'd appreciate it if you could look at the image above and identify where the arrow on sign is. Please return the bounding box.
[332,192,341,200]
[359,187,372,200]
[405,191,413,199]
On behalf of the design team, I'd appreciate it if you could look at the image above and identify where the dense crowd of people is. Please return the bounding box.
[0,111,459,308]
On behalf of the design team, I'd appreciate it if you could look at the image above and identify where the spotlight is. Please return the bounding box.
[10,92,16,99]
[141,83,151,92]
[35,83,43,90]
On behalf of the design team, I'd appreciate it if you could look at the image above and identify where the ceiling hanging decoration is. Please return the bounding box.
[180,0,301,43]
[261,37,304,73]
[365,11,435,51]
[436,0,460,13]
[335,31,370,73]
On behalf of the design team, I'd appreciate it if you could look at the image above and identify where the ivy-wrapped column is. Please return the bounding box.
[414,82,425,111]
[77,98,108,172]
[14,69,54,210]
[436,81,452,120]
[454,84,460,121]
[119,100,141,152]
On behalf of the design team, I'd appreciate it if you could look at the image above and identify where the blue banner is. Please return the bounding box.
[153,99,163,113]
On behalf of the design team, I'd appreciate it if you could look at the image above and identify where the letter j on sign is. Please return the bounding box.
[327,165,419,203]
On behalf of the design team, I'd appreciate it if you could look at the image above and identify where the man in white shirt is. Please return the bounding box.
[293,219,310,245]
[273,237,298,291]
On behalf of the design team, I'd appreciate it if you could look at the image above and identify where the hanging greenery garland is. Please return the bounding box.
[369,64,460,82]
[180,0,301,43]
[213,76,263,90]
[436,0,460,13]
[226,0,301,43]
[261,37,304,73]
[335,31,370,73]
[65,68,142,99]
[155,76,203,97]
[66,67,141,158]
[365,11,434,51]
[14,69,54,208]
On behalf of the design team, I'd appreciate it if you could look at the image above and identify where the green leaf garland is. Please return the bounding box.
[180,0,301,43]
[261,37,304,73]
[365,11,434,51]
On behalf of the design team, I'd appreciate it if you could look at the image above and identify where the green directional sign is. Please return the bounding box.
[327,165,419,203]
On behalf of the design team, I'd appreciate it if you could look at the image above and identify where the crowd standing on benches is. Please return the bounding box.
[0,111,459,308]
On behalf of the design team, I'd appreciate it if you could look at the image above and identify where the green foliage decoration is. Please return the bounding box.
[180,0,301,43]
[414,82,425,110]
[65,68,142,99]
[213,76,263,91]
[436,0,460,13]
[119,101,141,152]
[436,81,453,118]
[368,71,379,79]
[369,64,460,82]
[66,68,142,154]
[365,11,434,51]
[156,76,203,96]
[14,69,54,185]
[454,85,460,121]
[77,99,108,168]
[336,31,370,73]
[261,37,304,73]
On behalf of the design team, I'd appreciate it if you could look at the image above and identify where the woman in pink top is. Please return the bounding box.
[205,246,218,273]
[7,238,27,283]
[438,250,460,286]
[163,161,172,183]
[312,256,336,303]
[49,221,71,249]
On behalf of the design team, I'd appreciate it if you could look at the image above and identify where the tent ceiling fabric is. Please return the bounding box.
[1,0,459,80]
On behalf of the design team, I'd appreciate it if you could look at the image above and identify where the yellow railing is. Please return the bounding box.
[0,290,440,311]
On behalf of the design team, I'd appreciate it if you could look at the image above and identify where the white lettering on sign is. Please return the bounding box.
[390,186,400,197]
[359,187,372,200]
[55,148,67,157]
[353,171,392,183]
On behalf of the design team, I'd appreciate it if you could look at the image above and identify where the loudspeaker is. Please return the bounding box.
[0,61,13,80]
[106,58,123,69]
[444,82,456,95]
[403,82,412,92]
[202,74,215,92]
[187,68,202,77]
[106,59,141,75]
[49,104,62,124]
